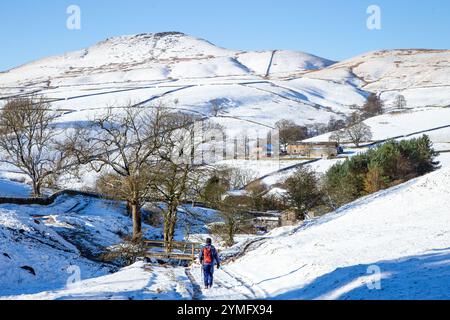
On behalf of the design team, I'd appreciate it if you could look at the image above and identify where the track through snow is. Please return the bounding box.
[188,264,259,300]
[184,268,202,300]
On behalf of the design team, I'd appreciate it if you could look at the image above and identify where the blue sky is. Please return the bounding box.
[0,0,449,71]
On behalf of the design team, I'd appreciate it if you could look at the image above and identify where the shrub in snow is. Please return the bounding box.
[323,135,439,209]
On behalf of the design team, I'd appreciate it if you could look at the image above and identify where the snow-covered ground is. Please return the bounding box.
[0,190,217,299]
[0,194,137,297]
[3,160,448,300]
[0,179,32,198]
[200,165,450,300]
[306,49,450,108]
[216,159,307,180]
[307,107,450,144]
[3,262,192,300]
[260,158,347,186]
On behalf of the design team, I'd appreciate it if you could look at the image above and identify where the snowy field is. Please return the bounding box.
[215,159,307,180]
[307,107,450,144]
[0,179,31,198]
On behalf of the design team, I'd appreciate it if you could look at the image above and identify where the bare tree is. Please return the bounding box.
[327,117,347,131]
[147,112,204,251]
[213,166,258,190]
[344,122,373,147]
[393,95,407,110]
[0,97,68,197]
[329,130,346,145]
[275,119,308,151]
[209,99,228,117]
[69,105,169,241]
[308,123,328,137]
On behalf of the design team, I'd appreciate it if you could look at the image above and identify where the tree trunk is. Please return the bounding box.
[163,205,178,252]
[130,201,142,241]
[126,200,132,217]
[32,180,42,198]
[227,220,235,247]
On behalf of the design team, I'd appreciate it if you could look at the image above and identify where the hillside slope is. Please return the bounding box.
[0,32,354,135]
[203,166,450,300]
[5,165,449,300]
[306,49,450,108]
[2,33,449,136]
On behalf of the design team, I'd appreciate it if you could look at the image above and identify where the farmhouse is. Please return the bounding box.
[287,142,340,158]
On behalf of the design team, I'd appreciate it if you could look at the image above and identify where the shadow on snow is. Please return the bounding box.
[271,248,450,300]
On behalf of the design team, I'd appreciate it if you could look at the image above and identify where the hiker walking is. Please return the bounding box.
[199,238,221,289]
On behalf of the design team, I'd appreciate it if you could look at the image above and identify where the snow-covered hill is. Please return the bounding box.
[0,32,352,136]
[204,165,450,300]
[306,106,450,148]
[306,49,450,108]
[2,32,449,138]
[0,32,438,137]
[4,164,449,300]
[1,33,333,83]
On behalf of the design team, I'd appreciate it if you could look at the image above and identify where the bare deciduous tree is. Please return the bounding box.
[0,97,68,197]
[69,105,169,241]
[329,130,346,145]
[209,99,228,117]
[344,121,373,147]
[275,119,308,151]
[393,95,407,110]
[327,117,347,132]
[147,112,204,251]
[308,123,328,138]
[213,166,258,190]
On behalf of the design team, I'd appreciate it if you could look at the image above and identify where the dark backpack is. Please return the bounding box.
[203,246,213,264]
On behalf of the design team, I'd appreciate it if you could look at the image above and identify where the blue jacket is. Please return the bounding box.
[199,245,220,266]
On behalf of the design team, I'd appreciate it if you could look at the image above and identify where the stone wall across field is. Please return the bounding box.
[0,189,208,208]
[0,190,104,206]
